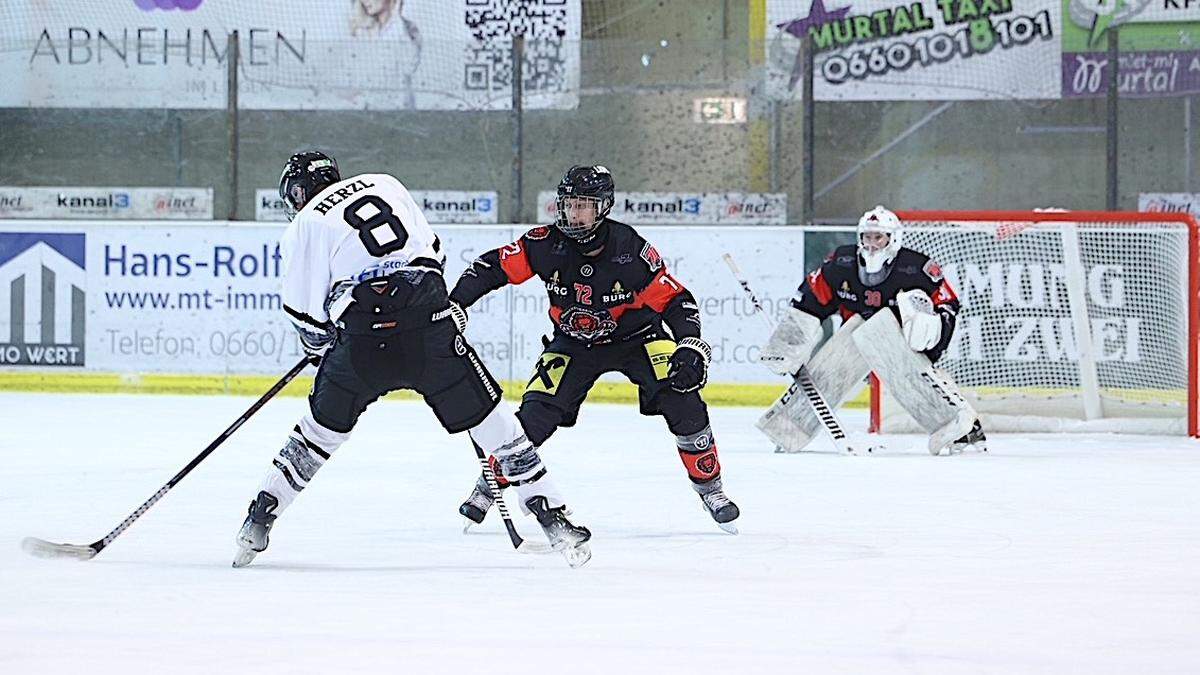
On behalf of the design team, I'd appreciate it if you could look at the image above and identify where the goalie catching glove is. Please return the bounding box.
[668,337,711,393]
[896,288,942,352]
[760,306,823,376]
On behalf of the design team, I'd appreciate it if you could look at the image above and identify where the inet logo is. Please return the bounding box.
[0,233,86,366]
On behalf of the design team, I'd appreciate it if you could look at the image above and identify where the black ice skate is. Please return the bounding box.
[947,419,988,455]
[694,478,740,535]
[232,491,279,568]
[525,496,592,568]
[458,474,496,531]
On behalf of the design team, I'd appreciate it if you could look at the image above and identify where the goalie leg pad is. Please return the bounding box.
[757,315,869,452]
[851,311,977,455]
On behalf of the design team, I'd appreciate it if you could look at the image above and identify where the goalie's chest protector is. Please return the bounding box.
[817,246,945,320]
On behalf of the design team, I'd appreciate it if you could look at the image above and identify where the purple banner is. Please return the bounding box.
[1062,50,1200,99]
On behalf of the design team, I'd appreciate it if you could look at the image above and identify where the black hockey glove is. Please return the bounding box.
[297,326,335,364]
[667,337,711,393]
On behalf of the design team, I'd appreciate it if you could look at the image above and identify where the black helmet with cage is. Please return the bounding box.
[555,165,615,252]
[278,151,341,220]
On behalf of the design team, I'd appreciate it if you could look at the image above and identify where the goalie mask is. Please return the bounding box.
[279,151,341,221]
[555,165,615,253]
[856,205,902,274]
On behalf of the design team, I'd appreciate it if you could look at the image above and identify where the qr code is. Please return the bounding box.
[464,0,569,94]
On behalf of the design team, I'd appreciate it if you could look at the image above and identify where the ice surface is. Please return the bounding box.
[1,392,1198,673]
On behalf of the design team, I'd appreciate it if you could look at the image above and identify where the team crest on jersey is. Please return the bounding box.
[526,226,550,240]
[602,280,634,304]
[923,259,943,281]
[640,242,663,271]
[837,280,857,302]
[546,270,568,297]
[558,306,618,341]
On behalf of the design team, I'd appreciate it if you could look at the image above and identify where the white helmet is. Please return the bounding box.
[856,205,902,273]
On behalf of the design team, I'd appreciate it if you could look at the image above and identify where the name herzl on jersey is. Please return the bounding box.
[450,219,702,345]
[280,173,445,335]
[794,244,960,361]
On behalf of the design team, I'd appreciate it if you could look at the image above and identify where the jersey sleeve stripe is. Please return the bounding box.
[635,269,685,313]
[498,241,535,284]
[284,303,332,331]
[808,268,834,305]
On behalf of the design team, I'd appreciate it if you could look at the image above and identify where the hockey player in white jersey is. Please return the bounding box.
[232,151,591,567]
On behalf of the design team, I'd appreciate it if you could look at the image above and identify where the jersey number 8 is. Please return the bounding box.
[343,195,408,257]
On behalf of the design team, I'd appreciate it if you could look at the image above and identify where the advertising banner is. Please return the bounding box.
[0,187,213,220]
[767,0,1064,101]
[256,189,499,223]
[1139,192,1200,219]
[536,191,789,225]
[3,0,581,110]
[0,221,806,385]
[1061,0,1200,98]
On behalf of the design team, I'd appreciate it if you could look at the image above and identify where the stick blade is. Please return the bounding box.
[21,537,98,561]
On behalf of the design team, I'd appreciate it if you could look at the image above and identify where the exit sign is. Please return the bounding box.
[694,97,747,124]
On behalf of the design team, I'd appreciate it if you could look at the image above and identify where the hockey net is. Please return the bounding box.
[870,211,1199,437]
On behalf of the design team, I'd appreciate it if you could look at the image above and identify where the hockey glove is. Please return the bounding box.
[297,325,335,364]
[897,288,941,352]
[667,337,711,393]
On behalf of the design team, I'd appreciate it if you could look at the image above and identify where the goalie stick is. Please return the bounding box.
[470,441,554,554]
[722,253,862,454]
[22,356,315,561]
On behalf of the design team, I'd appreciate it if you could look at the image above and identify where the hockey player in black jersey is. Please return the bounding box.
[232,152,591,568]
[760,206,987,455]
[450,165,739,532]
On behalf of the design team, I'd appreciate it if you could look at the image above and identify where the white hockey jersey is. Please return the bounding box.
[279,173,445,334]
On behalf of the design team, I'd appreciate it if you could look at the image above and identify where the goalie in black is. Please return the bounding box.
[759,206,987,455]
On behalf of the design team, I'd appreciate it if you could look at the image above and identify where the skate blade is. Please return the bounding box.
[717,522,739,535]
[562,543,591,568]
[231,545,258,568]
[21,537,97,561]
[461,517,478,534]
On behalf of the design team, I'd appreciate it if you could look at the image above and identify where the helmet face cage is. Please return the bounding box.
[555,194,611,241]
[554,165,614,244]
[856,205,902,273]
[279,152,340,220]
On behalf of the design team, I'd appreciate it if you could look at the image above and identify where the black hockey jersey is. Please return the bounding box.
[450,220,701,345]
[794,244,960,361]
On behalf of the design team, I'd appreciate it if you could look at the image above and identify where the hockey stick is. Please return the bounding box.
[470,441,553,554]
[722,253,859,454]
[21,356,314,561]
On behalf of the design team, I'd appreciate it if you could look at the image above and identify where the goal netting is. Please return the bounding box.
[871,210,1198,436]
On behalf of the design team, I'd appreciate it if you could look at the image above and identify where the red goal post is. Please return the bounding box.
[867,210,1199,437]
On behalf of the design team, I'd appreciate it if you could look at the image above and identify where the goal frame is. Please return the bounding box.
[866,210,1200,438]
